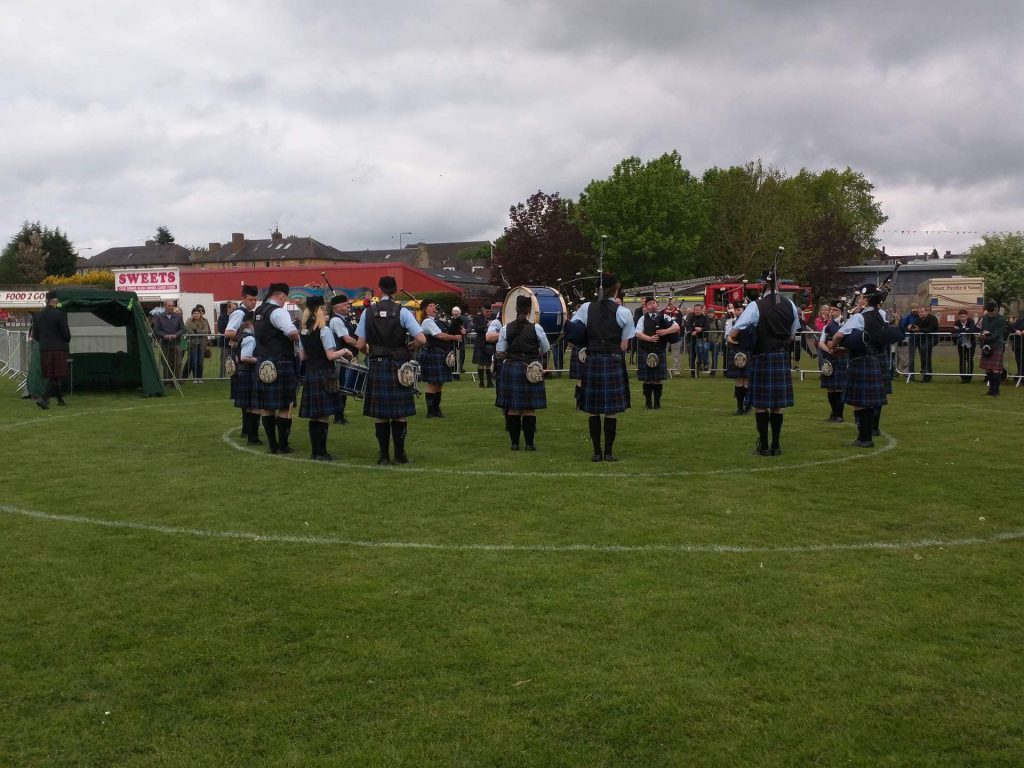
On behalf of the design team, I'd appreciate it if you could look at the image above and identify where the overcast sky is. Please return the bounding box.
[2,1,1022,260]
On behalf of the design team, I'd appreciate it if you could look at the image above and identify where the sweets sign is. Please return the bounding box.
[113,268,180,297]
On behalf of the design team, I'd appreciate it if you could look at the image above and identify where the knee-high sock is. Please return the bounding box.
[390,420,407,457]
[245,412,262,443]
[603,417,617,455]
[854,409,872,442]
[319,421,331,455]
[261,414,279,452]
[873,406,882,433]
[508,414,522,446]
[375,422,391,458]
[589,414,602,454]
[653,384,663,407]
[478,367,486,387]
[755,411,769,447]
[339,394,347,416]
[435,391,443,414]
[241,410,249,436]
[276,416,292,449]
[769,412,783,449]
[308,421,318,455]
[522,415,536,446]
[734,386,744,410]
[643,382,652,406]
[826,392,837,416]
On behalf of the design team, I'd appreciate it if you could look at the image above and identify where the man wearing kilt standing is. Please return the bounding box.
[233,310,262,445]
[299,296,353,461]
[30,291,71,409]
[419,301,460,418]
[729,272,801,456]
[817,302,849,423]
[724,302,754,415]
[979,300,1008,397]
[831,285,890,448]
[328,294,358,424]
[495,294,551,450]
[471,307,496,388]
[568,274,636,462]
[635,295,679,409]
[224,285,259,437]
[253,283,301,454]
[355,276,426,465]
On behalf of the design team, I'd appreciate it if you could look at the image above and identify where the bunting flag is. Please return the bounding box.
[878,229,1024,236]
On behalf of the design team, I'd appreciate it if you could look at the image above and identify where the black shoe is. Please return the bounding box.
[57,397,66,406]
[311,453,332,462]
[278,445,295,454]
[247,437,264,446]
[377,454,391,466]
[653,403,661,410]
[525,444,537,452]
[426,411,438,418]
[435,409,446,418]
[645,403,653,409]
[334,414,348,425]
[511,444,520,451]
[850,440,875,448]
[35,398,49,410]
[591,453,603,462]
[872,429,881,437]
[393,453,412,464]
[770,447,782,456]
[753,439,769,457]
[733,408,745,416]
[834,416,844,423]
[603,453,618,462]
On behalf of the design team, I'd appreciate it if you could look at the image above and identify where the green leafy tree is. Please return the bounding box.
[155,226,175,245]
[576,151,707,286]
[456,243,491,261]
[0,221,79,285]
[961,233,1024,308]
[493,191,593,288]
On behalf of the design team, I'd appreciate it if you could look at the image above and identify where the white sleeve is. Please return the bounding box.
[535,324,551,354]
[320,327,337,351]
[270,307,297,336]
[732,302,760,331]
[226,309,245,333]
[496,324,508,353]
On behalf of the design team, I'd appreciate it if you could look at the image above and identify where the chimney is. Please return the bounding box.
[231,233,245,255]
[208,242,221,253]
[944,250,952,258]
[271,228,283,242]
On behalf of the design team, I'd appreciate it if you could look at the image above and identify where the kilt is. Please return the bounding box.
[579,352,630,415]
[844,355,887,408]
[419,346,453,384]
[363,357,416,419]
[233,364,257,409]
[40,349,68,380]
[495,359,547,411]
[746,350,794,409]
[472,341,495,366]
[299,368,342,419]
[569,345,584,380]
[637,348,668,381]
[253,358,298,411]
[876,352,893,395]
[724,347,750,379]
[980,344,1005,372]
[818,352,849,390]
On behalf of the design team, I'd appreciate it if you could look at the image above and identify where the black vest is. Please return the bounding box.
[331,312,357,354]
[862,309,888,356]
[365,299,410,361]
[505,320,540,360]
[254,301,294,359]
[301,326,330,374]
[238,330,256,366]
[823,319,841,343]
[425,316,450,350]
[586,300,621,354]
[638,313,670,352]
[753,295,794,354]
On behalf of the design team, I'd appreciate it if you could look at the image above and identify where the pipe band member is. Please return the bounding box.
[817,302,849,423]
[225,284,259,437]
[635,294,679,409]
[355,275,426,465]
[253,283,301,454]
[495,294,551,451]
[299,295,353,461]
[420,301,458,418]
[831,284,889,448]
[979,300,1008,397]
[328,294,358,424]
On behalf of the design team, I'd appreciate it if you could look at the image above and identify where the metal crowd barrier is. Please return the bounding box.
[0,328,29,388]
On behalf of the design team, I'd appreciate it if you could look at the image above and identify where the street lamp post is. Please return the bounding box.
[399,232,412,249]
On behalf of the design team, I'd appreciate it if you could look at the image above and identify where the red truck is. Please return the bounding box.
[705,280,813,314]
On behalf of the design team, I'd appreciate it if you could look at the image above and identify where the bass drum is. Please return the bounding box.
[501,286,567,336]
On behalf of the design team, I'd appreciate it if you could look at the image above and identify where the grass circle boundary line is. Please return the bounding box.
[2,504,1021,556]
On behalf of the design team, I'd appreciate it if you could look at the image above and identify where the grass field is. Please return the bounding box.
[2,370,1023,767]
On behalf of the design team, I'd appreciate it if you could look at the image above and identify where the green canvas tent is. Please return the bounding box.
[27,288,165,397]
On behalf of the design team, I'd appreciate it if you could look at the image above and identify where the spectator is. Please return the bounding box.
[951,309,977,383]
[685,304,708,377]
[153,299,185,380]
[915,305,939,382]
[1010,315,1024,382]
[185,306,212,383]
[705,307,724,376]
[901,303,920,380]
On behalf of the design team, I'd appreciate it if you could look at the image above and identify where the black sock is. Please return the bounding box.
[522,415,536,446]
[246,412,261,442]
[276,416,292,449]
[375,422,391,458]
[390,420,407,457]
[435,391,443,413]
[319,421,331,455]
[261,414,279,452]
[241,410,249,436]
[854,409,871,442]
[735,386,746,410]
[873,407,882,433]
[603,417,617,455]
[654,384,663,407]
[991,373,1001,394]
[643,382,652,406]
[308,421,319,455]
[835,394,845,419]
[755,411,769,447]
[769,412,783,449]
[589,415,602,454]
[827,392,838,416]
[478,367,486,387]
[508,414,522,446]
[339,395,347,417]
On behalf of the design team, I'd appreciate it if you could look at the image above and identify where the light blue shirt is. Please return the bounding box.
[570,302,636,342]
[422,317,443,337]
[354,297,423,338]
[265,298,298,337]
[239,334,256,359]
[225,307,247,334]
[838,307,886,336]
[496,323,551,354]
[732,296,801,336]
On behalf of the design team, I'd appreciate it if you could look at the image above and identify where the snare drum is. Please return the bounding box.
[337,358,369,398]
[502,286,567,336]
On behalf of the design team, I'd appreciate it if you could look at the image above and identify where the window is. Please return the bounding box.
[298,259,307,266]
[265,261,271,268]
[231,262,237,269]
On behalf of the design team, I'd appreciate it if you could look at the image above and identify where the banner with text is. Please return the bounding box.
[113,268,180,298]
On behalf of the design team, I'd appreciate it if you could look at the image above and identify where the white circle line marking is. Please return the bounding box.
[2,504,1020,555]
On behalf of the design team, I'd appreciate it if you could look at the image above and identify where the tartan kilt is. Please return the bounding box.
[876,352,893,394]
[569,345,584,380]
[637,348,668,381]
[724,347,750,379]
[818,352,849,390]
[746,350,794,409]
[363,357,416,419]
[495,359,547,411]
[472,342,494,366]
[980,344,1005,372]
[579,352,630,415]
[299,368,342,419]
[844,355,887,408]
[233,364,257,409]
[253,358,298,411]
[40,349,68,380]
[418,346,453,384]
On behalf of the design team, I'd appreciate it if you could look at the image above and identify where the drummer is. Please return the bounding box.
[328,294,358,425]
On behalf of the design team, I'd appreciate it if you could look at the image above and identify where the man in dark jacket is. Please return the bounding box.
[30,291,72,409]
[915,306,940,382]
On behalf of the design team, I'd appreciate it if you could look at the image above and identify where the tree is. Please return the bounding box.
[576,151,707,287]
[456,243,491,261]
[0,221,78,285]
[961,234,1024,308]
[492,191,593,289]
[155,226,175,245]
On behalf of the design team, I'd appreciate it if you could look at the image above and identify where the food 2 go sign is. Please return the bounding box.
[113,268,180,298]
